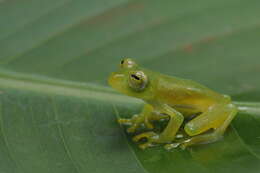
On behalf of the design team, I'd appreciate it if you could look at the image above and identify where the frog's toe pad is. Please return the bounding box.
[138,142,156,150]
[178,138,193,150]
[127,126,137,133]
[164,143,180,150]
[132,132,157,142]
[179,143,188,150]
[118,118,132,125]
[145,122,154,129]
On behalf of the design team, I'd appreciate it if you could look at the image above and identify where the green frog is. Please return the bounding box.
[108,58,237,150]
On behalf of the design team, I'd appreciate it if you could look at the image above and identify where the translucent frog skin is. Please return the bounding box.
[108,58,237,150]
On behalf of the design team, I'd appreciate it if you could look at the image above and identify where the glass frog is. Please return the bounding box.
[108,58,237,150]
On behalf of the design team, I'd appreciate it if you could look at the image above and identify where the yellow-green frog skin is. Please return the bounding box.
[108,58,237,150]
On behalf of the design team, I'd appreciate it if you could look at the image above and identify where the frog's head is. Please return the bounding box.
[108,58,154,100]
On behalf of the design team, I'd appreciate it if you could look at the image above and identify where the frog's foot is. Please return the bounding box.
[118,118,132,125]
[133,132,160,149]
[164,143,181,150]
[144,118,154,129]
[133,131,158,142]
[178,132,223,150]
[118,115,141,132]
[118,114,155,133]
[126,124,139,133]
[158,132,186,150]
[157,115,169,122]
[175,133,185,139]
[138,142,158,150]
[118,118,136,133]
[162,133,185,150]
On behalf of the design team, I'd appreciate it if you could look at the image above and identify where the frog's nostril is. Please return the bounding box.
[108,73,124,86]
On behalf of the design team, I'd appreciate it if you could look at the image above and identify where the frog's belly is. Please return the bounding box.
[168,96,217,115]
[172,104,201,117]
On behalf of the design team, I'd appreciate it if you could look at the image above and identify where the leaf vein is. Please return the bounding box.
[232,125,260,160]
[0,99,24,172]
[51,98,81,173]
[112,104,150,173]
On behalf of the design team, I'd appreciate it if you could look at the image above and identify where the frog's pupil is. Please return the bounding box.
[131,74,140,80]
[121,60,124,64]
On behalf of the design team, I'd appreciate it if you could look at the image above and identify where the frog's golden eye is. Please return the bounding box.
[120,58,137,69]
[128,71,148,91]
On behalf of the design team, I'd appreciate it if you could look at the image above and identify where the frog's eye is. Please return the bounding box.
[128,71,148,91]
[120,58,137,69]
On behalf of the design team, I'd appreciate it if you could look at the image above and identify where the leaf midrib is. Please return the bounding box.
[0,69,141,104]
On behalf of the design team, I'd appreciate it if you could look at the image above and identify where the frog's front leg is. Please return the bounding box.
[118,104,156,133]
[133,104,184,149]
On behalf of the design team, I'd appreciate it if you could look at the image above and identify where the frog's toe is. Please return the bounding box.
[175,133,184,139]
[127,126,137,133]
[138,142,157,150]
[144,120,154,129]
[164,143,180,150]
[178,139,192,150]
[118,118,132,125]
[132,132,158,142]
[179,143,188,150]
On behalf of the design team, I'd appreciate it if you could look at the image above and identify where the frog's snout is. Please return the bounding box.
[108,72,125,90]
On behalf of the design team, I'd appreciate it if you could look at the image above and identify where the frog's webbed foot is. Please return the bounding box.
[132,132,160,149]
[118,115,140,133]
[162,132,186,150]
[118,114,154,133]
[163,135,220,150]
[118,118,132,125]
[164,143,181,150]
[132,131,187,150]
[133,131,158,142]
[132,104,185,150]
[178,132,223,150]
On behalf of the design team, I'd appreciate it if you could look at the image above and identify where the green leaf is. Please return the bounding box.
[0,0,260,172]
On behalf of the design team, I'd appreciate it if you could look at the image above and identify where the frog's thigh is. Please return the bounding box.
[184,104,236,136]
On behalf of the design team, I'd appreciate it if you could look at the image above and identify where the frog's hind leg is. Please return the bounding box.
[180,103,237,149]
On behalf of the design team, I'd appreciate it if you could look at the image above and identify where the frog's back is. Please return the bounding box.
[151,73,228,112]
[154,73,216,96]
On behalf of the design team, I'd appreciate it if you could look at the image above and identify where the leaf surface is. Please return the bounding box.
[0,0,260,172]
